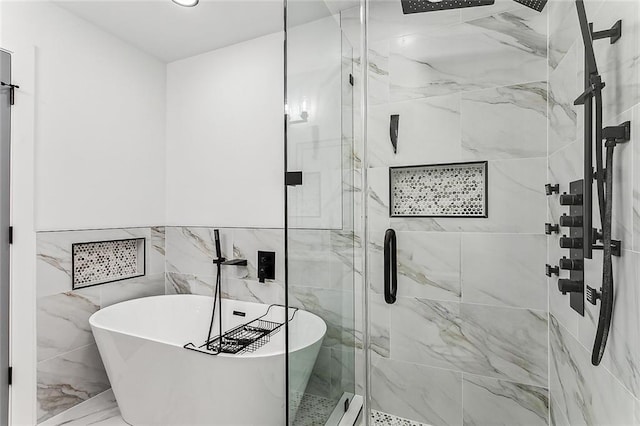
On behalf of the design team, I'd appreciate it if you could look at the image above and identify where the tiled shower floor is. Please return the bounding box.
[370,410,429,426]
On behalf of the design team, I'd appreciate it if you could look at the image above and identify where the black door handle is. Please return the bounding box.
[384,229,397,304]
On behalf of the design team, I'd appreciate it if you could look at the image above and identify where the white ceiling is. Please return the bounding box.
[52,0,358,62]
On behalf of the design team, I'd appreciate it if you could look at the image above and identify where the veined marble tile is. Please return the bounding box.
[231,228,284,282]
[100,273,165,308]
[388,12,546,102]
[369,42,390,106]
[550,394,570,426]
[164,272,214,297]
[462,374,549,426]
[306,346,332,399]
[371,356,462,426]
[461,82,547,161]
[37,288,100,362]
[593,0,640,123]
[635,106,640,252]
[390,298,548,386]
[549,315,635,426]
[548,0,579,71]
[548,44,579,155]
[462,233,547,310]
[37,228,151,298]
[577,250,640,400]
[368,0,461,44]
[222,277,285,306]
[165,226,232,276]
[369,231,461,301]
[368,158,546,234]
[367,296,391,358]
[37,344,110,423]
[330,347,356,399]
[149,226,165,275]
[367,94,461,168]
[39,390,125,426]
[290,286,355,350]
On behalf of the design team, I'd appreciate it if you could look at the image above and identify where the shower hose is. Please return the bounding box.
[205,260,223,353]
[591,86,614,366]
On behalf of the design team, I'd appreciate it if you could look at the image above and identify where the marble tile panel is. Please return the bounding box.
[164,226,232,276]
[390,298,548,386]
[371,355,462,426]
[549,314,635,426]
[39,390,125,426]
[548,44,578,155]
[100,273,165,308]
[461,82,547,161]
[369,231,461,301]
[462,233,547,310]
[37,344,110,423]
[388,12,546,102]
[368,93,461,168]
[164,272,215,297]
[462,374,549,426]
[37,288,100,362]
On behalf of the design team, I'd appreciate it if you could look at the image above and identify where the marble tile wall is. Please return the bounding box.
[164,226,357,403]
[364,1,550,424]
[547,1,640,425]
[36,227,166,423]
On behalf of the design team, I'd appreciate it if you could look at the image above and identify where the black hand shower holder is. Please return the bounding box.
[567,0,630,366]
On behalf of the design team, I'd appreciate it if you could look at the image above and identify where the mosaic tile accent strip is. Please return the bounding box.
[72,238,145,289]
[389,162,488,217]
[292,393,338,426]
[371,410,430,426]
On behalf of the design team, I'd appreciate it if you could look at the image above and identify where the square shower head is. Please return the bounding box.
[513,0,547,12]
[401,0,495,14]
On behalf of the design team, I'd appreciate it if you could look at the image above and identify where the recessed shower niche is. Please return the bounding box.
[72,238,146,289]
[389,161,488,218]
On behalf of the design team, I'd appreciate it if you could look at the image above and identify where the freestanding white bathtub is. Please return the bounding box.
[90,295,326,425]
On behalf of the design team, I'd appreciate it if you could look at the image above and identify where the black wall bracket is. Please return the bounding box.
[286,171,303,186]
[592,19,622,44]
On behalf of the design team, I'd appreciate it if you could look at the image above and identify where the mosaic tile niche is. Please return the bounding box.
[390,162,488,217]
[72,238,145,289]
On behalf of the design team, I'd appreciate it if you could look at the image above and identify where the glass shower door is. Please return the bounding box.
[285,1,360,424]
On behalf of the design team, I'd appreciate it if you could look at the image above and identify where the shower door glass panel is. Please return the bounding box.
[285,1,360,424]
[365,0,549,425]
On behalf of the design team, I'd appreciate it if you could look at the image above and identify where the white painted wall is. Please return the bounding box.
[2,1,167,232]
[166,32,284,228]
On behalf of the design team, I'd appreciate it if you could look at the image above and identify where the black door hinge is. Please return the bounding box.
[344,397,350,412]
[8,227,13,245]
[8,367,12,386]
[285,171,303,186]
[0,82,19,106]
[349,74,354,86]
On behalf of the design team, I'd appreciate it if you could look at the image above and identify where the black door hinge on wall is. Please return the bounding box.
[8,227,13,245]
[349,74,354,86]
[0,82,19,106]
[8,367,12,386]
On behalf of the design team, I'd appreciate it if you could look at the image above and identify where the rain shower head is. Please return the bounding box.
[512,0,547,12]
[401,0,495,14]
[400,0,548,14]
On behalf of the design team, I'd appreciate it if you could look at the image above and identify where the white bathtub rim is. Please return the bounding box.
[89,294,327,359]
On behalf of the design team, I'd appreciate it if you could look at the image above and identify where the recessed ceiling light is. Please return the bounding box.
[172,0,199,7]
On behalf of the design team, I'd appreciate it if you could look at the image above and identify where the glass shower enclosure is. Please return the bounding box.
[285,1,361,424]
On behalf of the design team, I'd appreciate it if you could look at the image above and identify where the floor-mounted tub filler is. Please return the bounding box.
[90,295,326,425]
